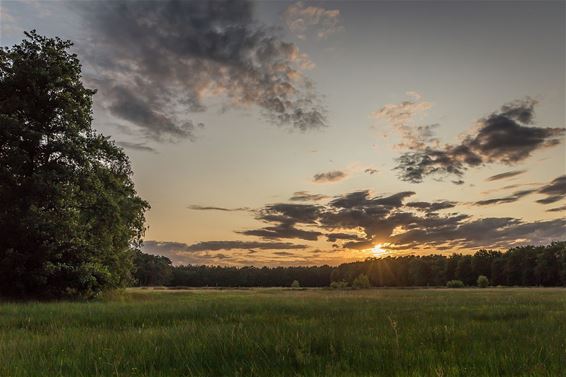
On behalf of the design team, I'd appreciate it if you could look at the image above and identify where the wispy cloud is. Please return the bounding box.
[117,141,156,153]
[373,92,437,150]
[188,205,250,212]
[486,170,526,182]
[536,175,566,204]
[313,170,347,183]
[283,1,343,40]
[289,191,329,202]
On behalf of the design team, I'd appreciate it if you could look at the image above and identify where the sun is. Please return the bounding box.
[371,244,387,256]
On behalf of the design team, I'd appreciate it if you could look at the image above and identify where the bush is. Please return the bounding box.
[330,280,349,289]
[477,275,489,288]
[352,274,371,289]
[446,280,465,288]
[291,280,301,288]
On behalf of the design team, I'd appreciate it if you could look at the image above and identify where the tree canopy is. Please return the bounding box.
[0,31,149,299]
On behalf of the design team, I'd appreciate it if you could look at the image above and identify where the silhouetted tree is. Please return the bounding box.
[133,251,172,286]
[456,255,474,285]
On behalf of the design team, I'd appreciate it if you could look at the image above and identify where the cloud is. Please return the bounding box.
[313,170,347,183]
[74,0,326,141]
[474,189,536,206]
[240,202,324,241]
[240,187,565,252]
[116,141,156,153]
[147,185,566,264]
[142,240,308,265]
[406,200,458,212]
[547,205,566,213]
[395,98,564,183]
[239,223,322,241]
[373,92,436,150]
[289,191,329,202]
[486,170,526,182]
[145,240,307,253]
[536,175,566,204]
[282,1,343,40]
[188,205,250,212]
[364,168,379,175]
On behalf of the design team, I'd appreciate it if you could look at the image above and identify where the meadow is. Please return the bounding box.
[2,288,566,377]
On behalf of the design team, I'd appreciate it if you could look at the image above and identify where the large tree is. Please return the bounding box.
[0,31,149,299]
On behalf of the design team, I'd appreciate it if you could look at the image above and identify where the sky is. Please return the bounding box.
[2,0,565,266]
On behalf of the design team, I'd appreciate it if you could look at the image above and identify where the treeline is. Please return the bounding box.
[133,252,333,287]
[134,242,566,287]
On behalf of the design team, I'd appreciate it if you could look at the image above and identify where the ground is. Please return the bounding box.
[1,288,566,376]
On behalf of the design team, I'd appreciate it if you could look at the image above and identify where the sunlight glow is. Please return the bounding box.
[372,244,387,256]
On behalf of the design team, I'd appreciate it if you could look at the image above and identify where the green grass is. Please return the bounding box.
[2,288,566,376]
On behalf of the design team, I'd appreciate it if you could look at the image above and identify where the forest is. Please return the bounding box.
[134,242,566,288]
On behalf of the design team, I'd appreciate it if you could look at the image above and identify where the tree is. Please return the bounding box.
[352,274,371,289]
[133,251,172,286]
[0,32,149,299]
[455,255,474,286]
[291,280,300,288]
[477,275,489,288]
[446,280,464,288]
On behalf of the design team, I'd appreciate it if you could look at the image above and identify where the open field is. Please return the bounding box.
[2,288,566,377]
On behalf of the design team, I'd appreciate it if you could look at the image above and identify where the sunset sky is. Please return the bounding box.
[2,0,565,266]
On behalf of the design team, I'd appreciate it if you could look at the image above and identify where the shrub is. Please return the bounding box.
[352,274,371,289]
[477,275,489,288]
[446,280,465,288]
[330,280,349,289]
[291,280,301,288]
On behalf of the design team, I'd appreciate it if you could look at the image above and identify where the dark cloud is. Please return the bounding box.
[395,98,564,183]
[188,205,250,212]
[241,187,565,252]
[289,191,329,202]
[325,233,365,243]
[144,240,307,253]
[364,168,378,175]
[273,251,296,257]
[241,203,323,241]
[75,0,326,141]
[313,170,347,183]
[547,205,566,213]
[239,223,322,241]
[406,200,457,212]
[536,175,566,204]
[328,190,415,209]
[486,170,526,182]
[258,203,322,224]
[474,189,536,206]
[116,141,156,153]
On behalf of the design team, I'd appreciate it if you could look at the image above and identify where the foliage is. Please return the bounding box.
[290,280,301,288]
[446,280,465,288]
[168,265,334,287]
[0,32,149,299]
[133,251,172,286]
[352,274,371,289]
[3,289,566,376]
[332,242,566,288]
[477,275,489,288]
[330,280,349,289]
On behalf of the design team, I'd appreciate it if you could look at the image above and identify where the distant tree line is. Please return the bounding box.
[133,251,333,287]
[134,242,566,288]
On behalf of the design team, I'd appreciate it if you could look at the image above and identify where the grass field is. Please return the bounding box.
[2,288,566,377]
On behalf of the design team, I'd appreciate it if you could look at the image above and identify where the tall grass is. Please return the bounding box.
[1,288,566,376]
